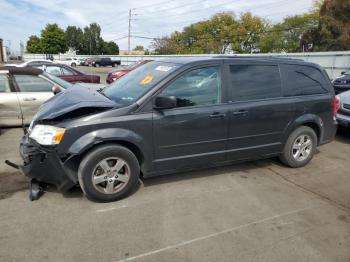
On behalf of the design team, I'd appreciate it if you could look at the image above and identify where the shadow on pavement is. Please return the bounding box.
[0,171,29,200]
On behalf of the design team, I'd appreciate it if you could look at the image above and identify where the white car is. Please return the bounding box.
[5,59,53,67]
[55,58,80,67]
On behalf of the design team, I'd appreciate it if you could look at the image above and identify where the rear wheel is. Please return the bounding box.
[280,126,317,168]
[71,62,77,67]
[78,145,140,202]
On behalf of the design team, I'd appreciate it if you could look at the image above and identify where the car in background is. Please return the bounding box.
[336,90,350,127]
[0,66,72,127]
[5,59,53,67]
[33,63,100,83]
[106,60,152,83]
[81,58,94,66]
[55,57,80,67]
[92,57,121,67]
[333,70,350,94]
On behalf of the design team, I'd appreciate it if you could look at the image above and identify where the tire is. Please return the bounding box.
[71,63,77,67]
[112,63,116,67]
[279,126,317,168]
[78,145,140,202]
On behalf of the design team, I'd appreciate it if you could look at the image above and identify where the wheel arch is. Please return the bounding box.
[284,114,324,146]
[62,129,148,181]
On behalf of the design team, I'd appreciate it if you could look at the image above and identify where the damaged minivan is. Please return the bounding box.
[12,57,338,202]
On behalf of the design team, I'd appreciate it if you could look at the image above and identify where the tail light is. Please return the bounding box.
[333,96,340,117]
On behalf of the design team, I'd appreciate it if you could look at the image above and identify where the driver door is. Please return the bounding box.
[152,65,230,172]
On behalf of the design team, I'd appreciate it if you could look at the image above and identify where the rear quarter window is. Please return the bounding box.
[280,64,329,96]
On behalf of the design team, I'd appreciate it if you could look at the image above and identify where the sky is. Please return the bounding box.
[0,0,315,54]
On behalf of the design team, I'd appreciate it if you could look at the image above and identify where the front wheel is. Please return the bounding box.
[279,126,317,168]
[78,145,140,202]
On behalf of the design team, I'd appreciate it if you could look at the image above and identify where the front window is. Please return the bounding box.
[103,61,179,105]
[161,66,221,107]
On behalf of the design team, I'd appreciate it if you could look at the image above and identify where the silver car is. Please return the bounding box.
[337,90,350,127]
[0,66,71,127]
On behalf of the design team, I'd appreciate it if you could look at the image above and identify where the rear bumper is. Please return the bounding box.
[19,135,76,192]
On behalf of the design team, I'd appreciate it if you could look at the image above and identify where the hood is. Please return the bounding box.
[35,85,117,121]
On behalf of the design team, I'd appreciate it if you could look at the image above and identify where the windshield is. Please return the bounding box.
[42,72,74,89]
[103,61,179,105]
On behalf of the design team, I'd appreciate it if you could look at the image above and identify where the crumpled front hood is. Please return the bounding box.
[35,85,117,121]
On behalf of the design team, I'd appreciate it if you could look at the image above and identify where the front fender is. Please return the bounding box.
[67,128,144,155]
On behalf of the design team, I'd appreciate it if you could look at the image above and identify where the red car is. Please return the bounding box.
[106,60,152,84]
[34,63,100,83]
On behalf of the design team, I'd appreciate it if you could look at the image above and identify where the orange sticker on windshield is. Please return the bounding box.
[140,75,153,85]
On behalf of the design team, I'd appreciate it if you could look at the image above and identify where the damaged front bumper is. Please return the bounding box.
[19,135,76,192]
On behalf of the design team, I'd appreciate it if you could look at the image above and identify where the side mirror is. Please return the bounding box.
[52,85,62,95]
[154,96,177,109]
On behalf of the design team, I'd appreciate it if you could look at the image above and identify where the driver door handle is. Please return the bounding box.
[23,97,37,101]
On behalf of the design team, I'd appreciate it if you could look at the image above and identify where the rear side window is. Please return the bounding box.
[281,65,328,96]
[14,75,54,92]
[229,65,281,101]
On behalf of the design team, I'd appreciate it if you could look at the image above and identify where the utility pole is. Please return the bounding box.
[128,9,132,55]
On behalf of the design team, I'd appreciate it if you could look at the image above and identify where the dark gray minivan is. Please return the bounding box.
[17,57,338,202]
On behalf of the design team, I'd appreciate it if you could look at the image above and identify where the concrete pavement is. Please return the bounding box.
[0,128,349,262]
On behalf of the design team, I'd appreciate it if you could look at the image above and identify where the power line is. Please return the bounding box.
[130,25,311,42]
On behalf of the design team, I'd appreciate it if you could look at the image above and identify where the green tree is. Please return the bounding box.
[234,12,267,53]
[259,13,319,53]
[40,23,67,54]
[65,26,84,53]
[101,41,119,55]
[81,23,104,55]
[316,0,350,51]
[26,35,42,53]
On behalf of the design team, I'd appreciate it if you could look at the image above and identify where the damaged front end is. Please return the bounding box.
[7,85,119,200]
[19,134,76,192]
